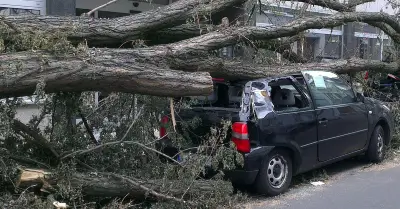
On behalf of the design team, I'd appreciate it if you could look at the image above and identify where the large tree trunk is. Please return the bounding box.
[158,12,400,56]
[293,0,374,12]
[16,168,232,202]
[213,58,400,79]
[1,48,399,97]
[0,49,213,98]
[1,0,246,46]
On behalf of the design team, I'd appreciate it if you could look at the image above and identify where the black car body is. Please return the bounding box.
[159,70,394,196]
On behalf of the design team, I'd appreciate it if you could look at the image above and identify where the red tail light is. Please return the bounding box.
[160,115,169,138]
[231,122,250,153]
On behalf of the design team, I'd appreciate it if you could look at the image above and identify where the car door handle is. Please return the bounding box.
[319,118,328,125]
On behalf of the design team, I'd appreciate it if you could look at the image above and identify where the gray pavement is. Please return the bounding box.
[248,158,400,209]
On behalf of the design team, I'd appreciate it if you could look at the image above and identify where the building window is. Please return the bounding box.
[328,35,340,43]
[0,8,40,15]
[0,7,40,16]
[0,7,9,15]
[9,8,40,15]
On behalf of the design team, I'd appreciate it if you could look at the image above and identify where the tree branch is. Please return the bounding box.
[78,108,99,145]
[290,0,374,12]
[255,35,308,63]
[105,172,195,205]
[161,12,400,56]
[2,0,245,45]
[0,49,213,98]
[60,105,182,166]
[12,119,59,158]
[7,155,51,169]
[152,24,308,63]
[210,58,399,79]
[0,16,21,33]
[365,21,400,44]
[60,136,180,166]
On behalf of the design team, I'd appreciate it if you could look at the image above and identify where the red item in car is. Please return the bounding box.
[160,115,169,138]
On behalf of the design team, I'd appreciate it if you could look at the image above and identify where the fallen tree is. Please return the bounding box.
[15,168,231,204]
[2,2,399,98]
[2,0,400,207]
[0,0,246,46]
[0,49,398,97]
[0,49,213,98]
[214,58,400,79]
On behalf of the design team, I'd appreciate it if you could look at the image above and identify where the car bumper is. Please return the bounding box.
[224,146,275,185]
[224,169,259,185]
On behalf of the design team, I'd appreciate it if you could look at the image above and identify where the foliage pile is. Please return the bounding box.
[0,28,247,208]
[0,91,250,208]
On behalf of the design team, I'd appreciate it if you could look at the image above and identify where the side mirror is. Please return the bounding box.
[356,92,365,103]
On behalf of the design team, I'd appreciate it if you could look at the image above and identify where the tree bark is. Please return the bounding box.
[16,168,232,202]
[159,12,400,56]
[147,24,212,45]
[1,0,245,46]
[211,58,400,79]
[1,48,399,97]
[365,21,400,44]
[0,49,213,98]
[292,0,374,12]
[150,25,308,63]
[255,35,308,63]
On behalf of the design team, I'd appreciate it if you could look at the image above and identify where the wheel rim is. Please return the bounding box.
[377,131,384,158]
[267,155,288,189]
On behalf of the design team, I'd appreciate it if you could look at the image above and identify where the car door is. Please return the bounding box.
[253,77,318,169]
[302,71,369,162]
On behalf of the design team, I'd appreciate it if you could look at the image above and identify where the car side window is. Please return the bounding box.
[303,71,356,107]
[269,79,311,112]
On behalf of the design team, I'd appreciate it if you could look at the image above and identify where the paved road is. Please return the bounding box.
[248,157,400,209]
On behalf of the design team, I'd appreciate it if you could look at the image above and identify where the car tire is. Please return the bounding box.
[255,149,292,196]
[366,125,386,163]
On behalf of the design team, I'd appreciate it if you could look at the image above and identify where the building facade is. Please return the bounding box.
[256,0,396,62]
[0,0,45,16]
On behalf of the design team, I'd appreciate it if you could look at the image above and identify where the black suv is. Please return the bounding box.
[159,70,394,196]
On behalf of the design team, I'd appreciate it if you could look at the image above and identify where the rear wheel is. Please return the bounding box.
[255,149,292,196]
[366,125,386,163]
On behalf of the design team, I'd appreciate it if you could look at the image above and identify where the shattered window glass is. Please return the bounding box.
[240,79,274,121]
[251,81,274,119]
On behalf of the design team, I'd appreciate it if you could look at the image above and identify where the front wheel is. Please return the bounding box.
[366,125,386,163]
[255,149,292,196]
